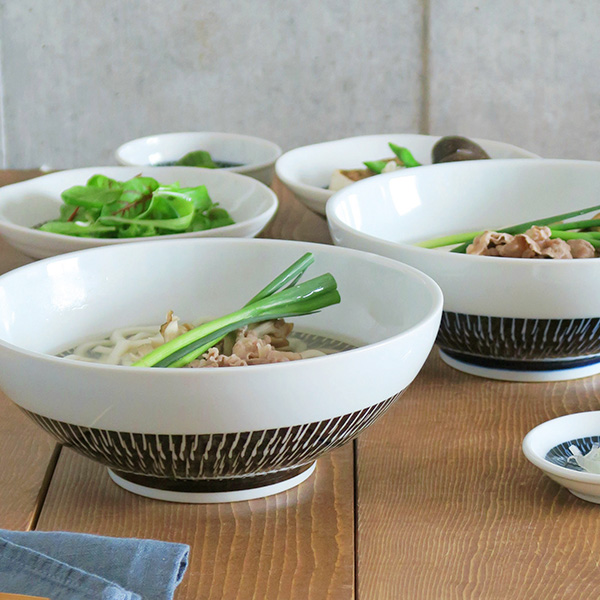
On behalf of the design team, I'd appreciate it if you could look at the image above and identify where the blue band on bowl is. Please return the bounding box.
[440,348,600,371]
[437,311,600,365]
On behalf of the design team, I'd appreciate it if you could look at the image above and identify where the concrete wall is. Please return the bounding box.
[0,0,597,168]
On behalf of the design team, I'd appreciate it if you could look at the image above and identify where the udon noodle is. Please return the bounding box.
[61,312,345,367]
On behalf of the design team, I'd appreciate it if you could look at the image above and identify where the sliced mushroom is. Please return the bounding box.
[431,136,491,163]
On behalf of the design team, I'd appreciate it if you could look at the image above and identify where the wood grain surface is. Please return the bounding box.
[36,447,354,600]
[357,352,600,599]
[0,173,58,531]
[261,179,331,244]
[0,170,44,189]
[0,391,57,531]
[4,170,600,599]
[24,175,353,599]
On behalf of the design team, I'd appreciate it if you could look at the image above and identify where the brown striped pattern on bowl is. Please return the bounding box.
[21,392,401,492]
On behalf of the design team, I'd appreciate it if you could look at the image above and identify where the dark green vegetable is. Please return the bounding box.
[175,150,219,168]
[36,174,234,238]
[133,253,340,368]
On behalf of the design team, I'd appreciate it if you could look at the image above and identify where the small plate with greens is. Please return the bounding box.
[115,132,282,186]
[276,134,539,215]
[0,166,278,259]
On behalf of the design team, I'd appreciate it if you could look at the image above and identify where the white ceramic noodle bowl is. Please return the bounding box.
[275,133,539,215]
[0,238,442,503]
[0,166,278,259]
[115,132,282,185]
[327,159,600,382]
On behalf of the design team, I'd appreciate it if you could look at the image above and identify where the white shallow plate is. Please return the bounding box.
[0,166,278,259]
[523,412,600,504]
[115,132,283,185]
[275,133,539,215]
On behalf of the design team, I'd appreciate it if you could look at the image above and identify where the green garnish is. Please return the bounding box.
[37,174,234,238]
[133,253,341,368]
[389,143,421,168]
[548,229,600,248]
[363,143,422,174]
[175,150,218,168]
[415,204,600,252]
[415,231,485,249]
[551,219,600,231]
[363,160,389,174]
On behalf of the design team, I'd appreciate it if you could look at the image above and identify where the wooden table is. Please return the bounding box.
[1,171,600,599]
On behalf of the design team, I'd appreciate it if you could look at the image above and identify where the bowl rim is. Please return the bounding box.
[115,131,283,172]
[275,133,541,202]
[326,157,600,268]
[0,165,279,246]
[522,411,600,482]
[0,237,444,374]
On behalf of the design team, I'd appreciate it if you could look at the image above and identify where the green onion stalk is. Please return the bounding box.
[414,204,600,253]
[548,229,600,248]
[133,253,341,368]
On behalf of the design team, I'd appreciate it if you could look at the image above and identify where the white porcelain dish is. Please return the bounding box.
[275,134,539,215]
[0,166,278,259]
[116,132,282,185]
[0,238,442,502]
[523,412,600,504]
[327,159,600,382]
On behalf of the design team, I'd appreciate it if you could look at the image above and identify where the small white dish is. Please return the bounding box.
[0,166,278,259]
[116,132,282,185]
[523,412,600,504]
[275,133,539,215]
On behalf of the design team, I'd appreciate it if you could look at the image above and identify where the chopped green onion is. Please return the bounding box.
[363,160,388,174]
[389,143,421,168]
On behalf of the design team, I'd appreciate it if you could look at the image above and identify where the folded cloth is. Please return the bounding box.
[0,529,189,600]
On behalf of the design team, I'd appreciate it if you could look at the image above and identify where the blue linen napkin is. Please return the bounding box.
[0,529,189,600]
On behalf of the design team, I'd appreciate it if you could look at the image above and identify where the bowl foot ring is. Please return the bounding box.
[108,462,316,503]
[439,349,600,382]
